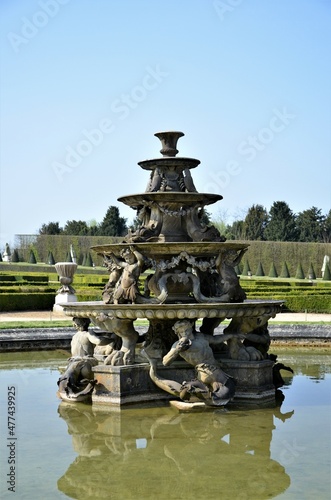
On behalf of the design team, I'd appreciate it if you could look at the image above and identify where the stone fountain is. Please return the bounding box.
[58,131,284,409]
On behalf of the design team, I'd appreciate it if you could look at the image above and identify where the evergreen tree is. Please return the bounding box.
[295,263,305,279]
[243,205,268,240]
[264,201,297,241]
[63,220,89,236]
[322,209,331,243]
[296,207,325,242]
[0,252,2,262]
[39,222,62,235]
[98,206,127,237]
[225,220,245,240]
[66,251,72,262]
[280,262,291,278]
[323,263,331,281]
[268,262,278,277]
[255,262,265,276]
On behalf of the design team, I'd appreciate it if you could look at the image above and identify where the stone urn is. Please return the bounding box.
[53,262,78,312]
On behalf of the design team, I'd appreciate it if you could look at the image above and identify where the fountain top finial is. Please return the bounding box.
[154,131,184,157]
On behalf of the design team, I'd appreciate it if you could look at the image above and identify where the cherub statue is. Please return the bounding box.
[108,246,145,304]
[102,255,123,303]
[70,317,116,357]
[57,317,117,401]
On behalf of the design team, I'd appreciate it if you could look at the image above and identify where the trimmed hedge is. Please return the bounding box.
[272,294,331,313]
[0,293,56,311]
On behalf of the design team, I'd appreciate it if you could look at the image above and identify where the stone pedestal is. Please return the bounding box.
[53,292,78,313]
[92,359,275,408]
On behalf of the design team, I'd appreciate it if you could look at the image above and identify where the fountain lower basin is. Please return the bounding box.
[62,299,283,321]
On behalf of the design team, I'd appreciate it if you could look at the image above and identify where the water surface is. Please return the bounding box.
[0,349,330,499]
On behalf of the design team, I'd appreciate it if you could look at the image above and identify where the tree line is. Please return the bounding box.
[214,202,331,243]
[38,202,331,243]
[39,206,128,237]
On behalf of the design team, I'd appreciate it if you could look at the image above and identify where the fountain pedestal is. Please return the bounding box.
[92,358,275,407]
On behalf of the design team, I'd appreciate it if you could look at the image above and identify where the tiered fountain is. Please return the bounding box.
[58,132,283,409]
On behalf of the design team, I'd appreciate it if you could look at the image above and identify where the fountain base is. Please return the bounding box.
[91,358,276,408]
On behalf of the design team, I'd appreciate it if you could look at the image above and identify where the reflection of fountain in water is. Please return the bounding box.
[58,131,284,408]
[57,398,293,499]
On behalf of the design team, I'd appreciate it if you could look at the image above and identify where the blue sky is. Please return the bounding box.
[1,0,330,249]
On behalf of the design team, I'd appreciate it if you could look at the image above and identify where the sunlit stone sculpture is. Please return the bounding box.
[58,131,284,408]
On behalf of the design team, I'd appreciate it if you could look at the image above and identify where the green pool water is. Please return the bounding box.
[0,349,330,500]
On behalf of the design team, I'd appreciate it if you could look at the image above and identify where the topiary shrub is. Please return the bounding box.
[280,261,290,278]
[242,260,251,276]
[255,262,265,276]
[48,251,56,265]
[11,249,20,262]
[66,251,73,263]
[234,264,242,275]
[307,262,316,280]
[82,254,87,266]
[29,250,37,264]
[85,253,93,267]
[295,263,305,279]
[77,252,84,265]
[323,263,331,281]
[268,262,278,278]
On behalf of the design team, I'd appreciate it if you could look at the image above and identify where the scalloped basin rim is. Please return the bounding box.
[61,300,284,320]
[117,192,223,207]
[138,157,201,170]
[91,241,249,255]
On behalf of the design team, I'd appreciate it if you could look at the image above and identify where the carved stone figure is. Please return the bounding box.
[71,317,115,357]
[224,316,270,361]
[215,248,247,302]
[93,314,140,366]
[57,357,98,402]
[2,242,11,261]
[102,256,123,304]
[185,208,226,242]
[108,246,145,304]
[144,320,240,406]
